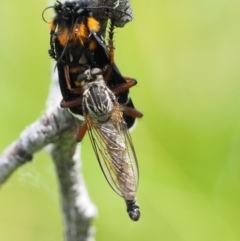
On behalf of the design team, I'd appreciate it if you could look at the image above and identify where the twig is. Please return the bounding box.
[0,0,133,240]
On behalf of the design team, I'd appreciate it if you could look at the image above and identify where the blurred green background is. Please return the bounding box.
[1,0,240,240]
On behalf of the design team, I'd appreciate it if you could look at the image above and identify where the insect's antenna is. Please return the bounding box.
[42,6,54,24]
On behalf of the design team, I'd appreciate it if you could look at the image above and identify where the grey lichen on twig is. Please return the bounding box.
[88,0,133,27]
[0,0,133,241]
[0,69,97,241]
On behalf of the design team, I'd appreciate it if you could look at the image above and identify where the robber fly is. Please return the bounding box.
[61,66,143,221]
[43,0,143,220]
[76,67,141,221]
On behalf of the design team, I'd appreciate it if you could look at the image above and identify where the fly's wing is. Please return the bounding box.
[85,108,139,200]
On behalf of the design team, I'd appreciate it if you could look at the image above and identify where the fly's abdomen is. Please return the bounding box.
[103,123,137,196]
[96,118,140,221]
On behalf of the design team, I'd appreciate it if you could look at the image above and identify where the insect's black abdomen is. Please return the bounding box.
[126,200,140,221]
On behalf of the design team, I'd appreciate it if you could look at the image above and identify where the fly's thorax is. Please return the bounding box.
[82,78,116,122]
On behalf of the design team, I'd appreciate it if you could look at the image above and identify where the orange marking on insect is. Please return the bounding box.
[76,23,89,45]
[50,21,56,31]
[74,81,82,87]
[58,27,70,46]
[89,40,97,50]
[87,17,100,32]
[70,66,85,73]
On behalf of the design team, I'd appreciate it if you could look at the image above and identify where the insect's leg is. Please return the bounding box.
[60,98,82,108]
[89,30,107,51]
[76,122,88,142]
[122,106,143,118]
[49,21,57,59]
[108,19,115,64]
[103,64,112,84]
[49,31,56,59]
[63,65,72,90]
[110,77,137,94]
[69,88,84,95]
[62,65,84,94]
[102,20,114,84]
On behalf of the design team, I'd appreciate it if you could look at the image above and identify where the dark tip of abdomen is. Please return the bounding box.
[126,199,140,221]
[128,208,140,221]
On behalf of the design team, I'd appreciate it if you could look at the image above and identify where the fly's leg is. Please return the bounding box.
[69,88,84,95]
[60,74,143,118]
[121,106,143,118]
[60,97,87,142]
[49,27,57,60]
[64,65,72,90]
[64,65,85,94]
[60,98,82,108]
[103,65,112,84]
[103,20,115,84]
[110,77,137,94]
[108,20,115,65]
[76,122,88,142]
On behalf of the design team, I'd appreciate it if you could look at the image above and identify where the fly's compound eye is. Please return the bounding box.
[77,69,92,85]
[77,72,88,83]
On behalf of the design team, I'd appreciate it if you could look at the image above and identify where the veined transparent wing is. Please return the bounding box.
[85,105,139,201]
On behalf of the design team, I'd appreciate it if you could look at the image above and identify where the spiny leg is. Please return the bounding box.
[60,98,82,108]
[121,106,143,119]
[103,20,115,84]
[64,65,72,90]
[49,21,57,59]
[108,20,115,65]
[60,76,139,109]
[76,122,88,142]
[110,77,137,94]
[103,65,112,84]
